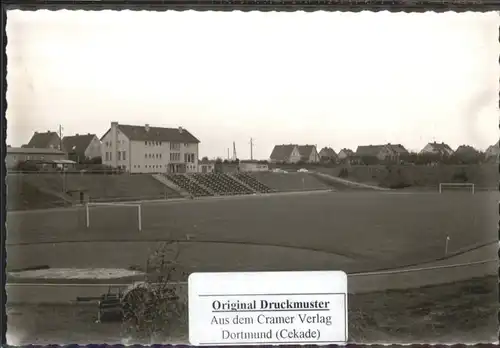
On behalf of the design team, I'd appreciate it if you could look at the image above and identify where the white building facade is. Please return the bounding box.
[101,122,200,174]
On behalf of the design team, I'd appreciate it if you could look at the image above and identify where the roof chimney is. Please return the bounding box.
[76,133,79,136]
[178,126,183,134]
[145,124,150,132]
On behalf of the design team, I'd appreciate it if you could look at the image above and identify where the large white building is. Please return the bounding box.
[100,122,200,174]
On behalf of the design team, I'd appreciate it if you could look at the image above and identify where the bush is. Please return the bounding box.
[121,240,187,343]
[15,160,40,172]
[360,156,379,165]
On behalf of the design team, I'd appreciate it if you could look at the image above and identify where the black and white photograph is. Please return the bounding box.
[5,9,499,345]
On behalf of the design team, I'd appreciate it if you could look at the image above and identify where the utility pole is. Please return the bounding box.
[58,124,66,194]
[233,141,237,161]
[58,124,64,151]
[249,137,255,161]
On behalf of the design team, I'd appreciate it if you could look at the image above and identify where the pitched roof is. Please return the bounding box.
[319,147,337,157]
[298,145,317,159]
[102,124,200,143]
[26,131,60,149]
[485,141,500,155]
[270,144,297,161]
[386,143,408,154]
[426,141,453,153]
[62,134,96,154]
[455,145,478,154]
[356,145,387,156]
[7,147,66,155]
[339,148,355,156]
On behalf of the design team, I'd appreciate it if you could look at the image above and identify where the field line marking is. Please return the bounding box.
[349,258,497,277]
[6,258,497,287]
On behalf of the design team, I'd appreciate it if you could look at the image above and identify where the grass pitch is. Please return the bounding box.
[7,190,497,274]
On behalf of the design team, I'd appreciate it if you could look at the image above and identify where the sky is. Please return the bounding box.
[6,10,500,159]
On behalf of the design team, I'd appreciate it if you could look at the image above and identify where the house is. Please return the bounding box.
[25,131,62,150]
[338,148,355,160]
[454,145,480,162]
[420,142,454,156]
[100,122,200,174]
[356,145,395,161]
[298,145,320,163]
[198,158,215,173]
[318,147,338,163]
[269,144,301,164]
[485,140,499,161]
[6,147,67,169]
[239,160,269,172]
[62,133,102,163]
[385,143,409,157]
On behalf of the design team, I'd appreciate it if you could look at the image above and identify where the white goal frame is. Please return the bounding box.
[85,202,142,231]
[438,183,475,195]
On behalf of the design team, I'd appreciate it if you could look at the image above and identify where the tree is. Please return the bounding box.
[338,168,349,178]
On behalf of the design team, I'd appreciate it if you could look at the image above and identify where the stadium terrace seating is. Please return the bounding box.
[165,174,212,197]
[190,173,254,196]
[233,173,274,194]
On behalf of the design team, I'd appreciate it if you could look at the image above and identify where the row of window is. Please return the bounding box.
[184,153,195,163]
[144,141,189,150]
[105,151,127,161]
[130,164,197,170]
[105,151,196,162]
[105,140,125,147]
[104,140,192,150]
[134,164,167,169]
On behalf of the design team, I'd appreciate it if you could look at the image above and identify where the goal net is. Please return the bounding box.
[439,183,475,194]
[85,202,143,231]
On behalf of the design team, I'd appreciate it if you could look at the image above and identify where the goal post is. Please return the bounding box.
[439,183,475,194]
[85,202,143,231]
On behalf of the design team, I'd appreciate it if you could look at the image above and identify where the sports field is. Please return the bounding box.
[7,190,497,275]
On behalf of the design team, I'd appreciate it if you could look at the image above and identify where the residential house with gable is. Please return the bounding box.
[298,145,320,163]
[454,145,481,163]
[62,133,102,163]
[485,140,499,163]
[269,144,301,164]
[100,122,200,174]
[25,131,62,150]
[319,147,338,163]
[419,142,454,157]
[338,148,355,161]
[356,144,395,162]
